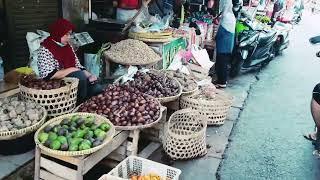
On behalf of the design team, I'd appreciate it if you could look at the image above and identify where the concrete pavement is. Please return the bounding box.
[218,10,320,179]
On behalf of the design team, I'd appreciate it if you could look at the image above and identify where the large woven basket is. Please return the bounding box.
[163,108,207,160]
[180,89,233,126]
[34,112,115,157]
[73,97,165,131]
[0,107,47,140]
[19,77,79,118]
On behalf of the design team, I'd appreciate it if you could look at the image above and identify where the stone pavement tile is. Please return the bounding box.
[226,107,241,121]
[206,120,234,159]
[0,150,34,166]
[224,88,248,108]
[172,156,220,180]
[0,160,19,179]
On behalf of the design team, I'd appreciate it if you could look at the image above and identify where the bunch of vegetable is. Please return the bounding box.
[20,75,66,90]
[0,97,44,132]
[165,70,198,92]
[78,84,161,127]
[129,71,180,98]
[255,15,271,24]
[37,115,111,151]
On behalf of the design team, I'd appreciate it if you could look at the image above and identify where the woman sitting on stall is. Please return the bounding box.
[37,18,103,104]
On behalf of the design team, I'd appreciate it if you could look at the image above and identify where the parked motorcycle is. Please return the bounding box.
[230,15,277,77]
[272,21,291,55]
[310,35,320,57]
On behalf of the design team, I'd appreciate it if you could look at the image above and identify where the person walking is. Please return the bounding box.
[214,0,236,88]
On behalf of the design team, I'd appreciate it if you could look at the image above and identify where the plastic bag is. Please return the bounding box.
[191,45,214,70]
[26,30,50,76]
[115,66,139,84]
[167,51,190,75]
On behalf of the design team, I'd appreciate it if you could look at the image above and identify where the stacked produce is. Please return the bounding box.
[78,84,161,127]
[165,70,198,93]
[0,97,45,132]
[104,39,161,65]
[129,71,180,98]
[37,115,111,151]
[130,173,162,180]
[20,75,66,90]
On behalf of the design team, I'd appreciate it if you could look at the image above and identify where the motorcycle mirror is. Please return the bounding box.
[310,36,320,45]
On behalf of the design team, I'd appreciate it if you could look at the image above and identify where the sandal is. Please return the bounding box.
[215,84,227,89]
[303,132,317,141]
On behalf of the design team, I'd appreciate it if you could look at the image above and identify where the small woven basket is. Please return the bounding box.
[19,77,79,118]
[0,107,47,140]
[34,112,115,157]
[180,89,233,125]
[163,108,207,160]
[101,156,181,180]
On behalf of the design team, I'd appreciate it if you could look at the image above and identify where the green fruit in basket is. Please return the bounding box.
[48,132,58,141]
[82,139,92,147]
[52,125,61,133]
[38,132,49,143]
[96,130,107,139]
[79,142,91,151]
[85,116,95,126]
[70,138,83,146]
[90,124,99,131]
[92,139,103,147]
[69,126,77,132]
[88,137,95,144]
[84,130,94,139]
[71,115,80,122]
[50,140,61,150]
[69,144,78,151]
[43,125,52,133]
[99,123,111,132]
[57,136,67,144]
[60,143,69,151]
[60,119,70,126]
[44,139,52,147]
[62,125,69,129]
[76,118,85,126]
[74,130,85,138]
[68,120,77,127]
[57,128,68,136]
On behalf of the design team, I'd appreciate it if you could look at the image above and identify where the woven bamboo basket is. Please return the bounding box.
[73,97,165,131]
[180,89,233,126]
[34,112,115,156]
[163,108,207,160]
[161,70,199,96]
[19,77,79,118]
[129,31,173,39]
[0,107,47,140]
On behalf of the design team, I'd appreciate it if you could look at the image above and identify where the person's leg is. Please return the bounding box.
[87,83,104,97]
[66,70,88,105]
[305,83,320,141]
[214,53,229,87]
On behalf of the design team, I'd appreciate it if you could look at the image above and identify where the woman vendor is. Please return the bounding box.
[37,18,103,104]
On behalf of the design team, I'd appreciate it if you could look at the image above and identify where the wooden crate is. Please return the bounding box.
[35,130,130,180]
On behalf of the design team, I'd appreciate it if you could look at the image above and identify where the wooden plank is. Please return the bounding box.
[41,151,82,166]
[40,157,77,180]
[34,147,41,180]
[107,151,126,162]
[128,130,140,156]
[138,142,161,158]
[40,169,67,180]
[83,130,129,174]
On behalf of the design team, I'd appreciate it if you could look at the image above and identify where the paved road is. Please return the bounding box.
[218,11,320,179]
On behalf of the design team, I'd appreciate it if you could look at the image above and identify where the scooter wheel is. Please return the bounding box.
[230,59,244,78]
[316,51,320,58]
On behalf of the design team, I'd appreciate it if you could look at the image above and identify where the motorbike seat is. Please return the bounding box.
[258,31,277,46]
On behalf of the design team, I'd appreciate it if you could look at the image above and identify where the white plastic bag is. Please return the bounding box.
[191,45,214,70]
[26,30,50,76]
[167,53,190,75]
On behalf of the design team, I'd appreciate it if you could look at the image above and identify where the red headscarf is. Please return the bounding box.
[41,18,76,68]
